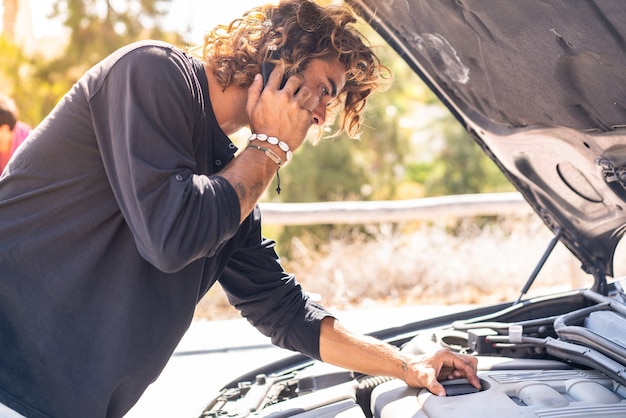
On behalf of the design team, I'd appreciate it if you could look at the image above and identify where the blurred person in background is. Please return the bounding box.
[0,1,479,417]
[0,93,31,173]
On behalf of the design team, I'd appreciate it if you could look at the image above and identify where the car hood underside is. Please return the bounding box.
[346,0,626,284]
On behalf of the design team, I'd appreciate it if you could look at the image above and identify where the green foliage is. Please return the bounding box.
[0,36,67,127]
[406,113,514,196]
[279,138,367,202]
[1,0,183,128]
[49,0,179,70]
[273,136,371,253]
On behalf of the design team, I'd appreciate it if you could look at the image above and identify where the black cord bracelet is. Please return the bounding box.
[246,144,282,194]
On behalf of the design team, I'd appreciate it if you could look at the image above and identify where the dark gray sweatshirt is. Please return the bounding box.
[0,40,329,418]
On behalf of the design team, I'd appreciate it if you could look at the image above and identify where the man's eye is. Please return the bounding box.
[322,86,329,96]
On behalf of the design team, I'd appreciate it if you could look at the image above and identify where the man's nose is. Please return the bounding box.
[311,100,327,126]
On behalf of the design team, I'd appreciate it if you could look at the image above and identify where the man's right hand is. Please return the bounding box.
[246,66,313,153]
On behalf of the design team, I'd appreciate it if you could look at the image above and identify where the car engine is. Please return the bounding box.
[200,285,626,418]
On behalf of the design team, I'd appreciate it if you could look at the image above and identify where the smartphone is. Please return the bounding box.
[261,61,275,88]
[261,61,288,89]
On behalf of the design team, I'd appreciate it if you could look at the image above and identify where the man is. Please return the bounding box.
[0,93,31,172]
[0,1,479,417]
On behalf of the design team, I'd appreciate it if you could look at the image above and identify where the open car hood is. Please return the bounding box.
[346,0,626,286]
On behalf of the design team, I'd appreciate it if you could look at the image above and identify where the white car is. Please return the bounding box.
[200,1,626,417]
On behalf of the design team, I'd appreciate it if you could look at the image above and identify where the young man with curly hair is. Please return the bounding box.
[0,1,479,416]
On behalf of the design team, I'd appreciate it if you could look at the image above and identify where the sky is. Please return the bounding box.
[25,0,271,42]
[163,0,270,42]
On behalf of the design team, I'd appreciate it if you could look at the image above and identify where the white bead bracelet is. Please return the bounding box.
[248,133,293,163]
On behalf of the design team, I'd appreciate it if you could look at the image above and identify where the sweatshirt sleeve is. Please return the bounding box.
[218,207,334,360]
[86,43,240,273]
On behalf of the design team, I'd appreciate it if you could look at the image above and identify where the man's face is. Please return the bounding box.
[298,58,346,127]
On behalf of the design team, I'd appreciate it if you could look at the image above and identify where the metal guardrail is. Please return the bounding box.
[258,192,531,225]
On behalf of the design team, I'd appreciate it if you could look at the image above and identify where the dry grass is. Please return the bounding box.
[194,215,594,321]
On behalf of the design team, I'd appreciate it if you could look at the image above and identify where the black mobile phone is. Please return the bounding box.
[261,61,275,88]
[261,61,288,89]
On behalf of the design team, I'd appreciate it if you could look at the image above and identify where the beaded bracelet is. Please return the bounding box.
[248,133,293,164]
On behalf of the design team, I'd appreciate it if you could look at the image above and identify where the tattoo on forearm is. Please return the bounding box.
[233,181,265,209]
[233,183,247,203]
[250,181,264,203]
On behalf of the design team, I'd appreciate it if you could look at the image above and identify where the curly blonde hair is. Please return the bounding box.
[195,0,390,140]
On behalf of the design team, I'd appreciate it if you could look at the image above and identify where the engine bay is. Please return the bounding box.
[200,285,626,417]
[373,365,626,418]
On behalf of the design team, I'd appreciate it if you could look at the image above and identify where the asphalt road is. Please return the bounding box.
[124,305,470,418]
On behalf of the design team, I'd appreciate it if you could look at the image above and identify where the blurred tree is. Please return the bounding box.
[0,36,54,128]
[356,50,430,201]
[279,138,366,203]
[49,0,180,73]
[1,0,183,127]
[407,113,514,197]
[274,136,368,254]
